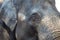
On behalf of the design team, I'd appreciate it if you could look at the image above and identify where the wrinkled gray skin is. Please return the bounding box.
[0,0,17,31]
[0,0,17,40]
[16,0,60,40]
[0,0,60,40]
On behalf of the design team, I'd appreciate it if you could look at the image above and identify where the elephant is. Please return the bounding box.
[0,0,60,40]
[16,0,60,40]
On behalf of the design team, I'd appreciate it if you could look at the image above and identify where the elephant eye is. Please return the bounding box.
[29,13,41,24]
